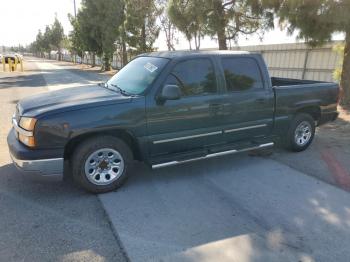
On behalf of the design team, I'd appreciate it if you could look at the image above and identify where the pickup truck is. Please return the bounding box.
[7,51,339,193]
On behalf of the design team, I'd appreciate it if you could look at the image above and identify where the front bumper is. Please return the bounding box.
[10,153,64,181]
[7,128,64,181]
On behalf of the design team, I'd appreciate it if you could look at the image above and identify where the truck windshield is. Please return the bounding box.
[106,56,169,95]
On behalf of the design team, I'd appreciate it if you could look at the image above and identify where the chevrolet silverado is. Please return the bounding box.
[7,51,339,193]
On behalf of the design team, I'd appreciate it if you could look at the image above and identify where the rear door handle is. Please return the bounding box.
[255,98,266,104]
[209,103,223,110]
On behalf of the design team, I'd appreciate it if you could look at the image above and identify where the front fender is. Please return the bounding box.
[34,97,147,149]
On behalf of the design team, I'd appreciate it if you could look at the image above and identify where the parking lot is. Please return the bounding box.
[1,57,350,262]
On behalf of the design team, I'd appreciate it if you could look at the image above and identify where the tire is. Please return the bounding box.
[71,136,133,193]
[285,113,315,152]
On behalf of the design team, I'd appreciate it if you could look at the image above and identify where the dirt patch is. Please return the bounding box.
[320,106,350,137]
[339,106,350,121]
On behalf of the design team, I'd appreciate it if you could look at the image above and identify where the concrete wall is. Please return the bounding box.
[230,41,343,82]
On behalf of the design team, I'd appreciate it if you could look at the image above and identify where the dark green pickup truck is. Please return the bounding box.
[8,51,339,193]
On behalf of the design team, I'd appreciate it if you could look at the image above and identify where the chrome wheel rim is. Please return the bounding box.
[84,148,124,186]
[294,121,312,146]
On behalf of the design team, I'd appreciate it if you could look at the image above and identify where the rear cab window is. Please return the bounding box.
[221,57,264,92]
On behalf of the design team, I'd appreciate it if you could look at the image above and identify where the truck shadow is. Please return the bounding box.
[0,73,47,89]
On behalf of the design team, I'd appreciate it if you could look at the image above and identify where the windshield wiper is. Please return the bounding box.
[108,83,133,96]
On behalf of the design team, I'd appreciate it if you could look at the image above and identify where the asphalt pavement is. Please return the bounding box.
[0,58,125,262]
[100,156,350,262]
[1,57,350,262]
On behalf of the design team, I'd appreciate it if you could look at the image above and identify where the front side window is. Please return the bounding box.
[107,56,169,95]
[166,58,217,97]
[221,57,263,92]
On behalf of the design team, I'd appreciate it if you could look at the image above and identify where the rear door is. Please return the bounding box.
[218,56,274,143]
[146,57,224,158]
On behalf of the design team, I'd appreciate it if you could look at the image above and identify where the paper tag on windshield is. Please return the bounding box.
[144,62,158,73]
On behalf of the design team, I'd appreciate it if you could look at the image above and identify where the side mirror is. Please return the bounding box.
[159,84,181,101]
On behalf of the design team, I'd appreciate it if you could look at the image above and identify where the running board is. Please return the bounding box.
[152,142,274,169]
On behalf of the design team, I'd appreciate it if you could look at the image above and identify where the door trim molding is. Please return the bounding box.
[153,131,222,144]
[152,142,274,168]
[153,123,268,144]
[224,124,267,134]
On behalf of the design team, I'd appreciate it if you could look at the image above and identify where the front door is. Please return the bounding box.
[146,57,224,158]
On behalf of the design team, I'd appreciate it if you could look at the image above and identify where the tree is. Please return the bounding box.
[124,0,161,53]
[43,25,52,58]
[50,17,65,60]
[68,13,88,64]
[78,0,124,70]
[168,0,206,50]
[266,0,350,106]
[77,4,102,66]
[31,30,45,57]
[31,18,65,60]
[168,0,273,50]
[156,0,178,51]
[116,21,128,67]
[333,44,344,83]
[205,0,274,50]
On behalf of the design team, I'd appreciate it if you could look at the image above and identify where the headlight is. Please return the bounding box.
[19,117,37,131]
[18,133,35,147]
[18,117,37,147]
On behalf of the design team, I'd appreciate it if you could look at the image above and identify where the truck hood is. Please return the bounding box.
[18,85,132,117]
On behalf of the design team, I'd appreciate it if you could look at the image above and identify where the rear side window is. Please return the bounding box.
[221,57,263,92]
[168,58,217,97]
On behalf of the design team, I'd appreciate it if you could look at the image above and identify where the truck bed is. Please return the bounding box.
[271,77,326,87]
[271,77,339,131]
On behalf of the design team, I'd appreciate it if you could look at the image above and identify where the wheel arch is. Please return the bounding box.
[64,129,142,162]
[295,105,321,121]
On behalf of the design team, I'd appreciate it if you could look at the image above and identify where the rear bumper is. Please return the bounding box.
[318,111,339,126]
[7,128,64,181]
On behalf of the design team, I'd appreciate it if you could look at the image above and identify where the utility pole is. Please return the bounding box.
[73,0,77,17]
[73,0,77,64]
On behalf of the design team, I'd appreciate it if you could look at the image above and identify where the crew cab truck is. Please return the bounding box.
[7,51,339,193]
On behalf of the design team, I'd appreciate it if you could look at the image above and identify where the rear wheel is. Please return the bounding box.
[72,136,132,193]
[286,113,315,152]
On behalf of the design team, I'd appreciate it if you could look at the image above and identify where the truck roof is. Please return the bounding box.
[142,50,251,59]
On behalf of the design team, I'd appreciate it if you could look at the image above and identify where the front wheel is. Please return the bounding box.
[286,113,315,152]
[71,136,132,193]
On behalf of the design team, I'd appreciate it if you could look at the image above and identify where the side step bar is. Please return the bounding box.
[152,142,274,169]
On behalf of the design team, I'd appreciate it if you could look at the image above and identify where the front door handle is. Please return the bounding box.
[255,98,266,104]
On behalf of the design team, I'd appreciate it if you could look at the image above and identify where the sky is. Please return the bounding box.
[0,0,345,51]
